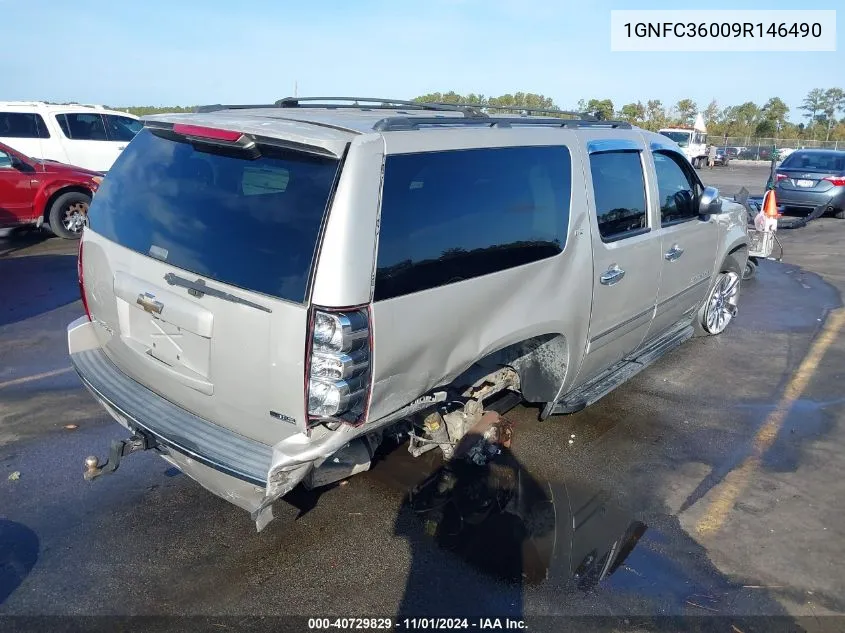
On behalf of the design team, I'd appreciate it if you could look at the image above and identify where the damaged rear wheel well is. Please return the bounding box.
[457,333,569,404]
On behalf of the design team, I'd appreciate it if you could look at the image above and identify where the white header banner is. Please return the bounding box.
[611,10,837,52]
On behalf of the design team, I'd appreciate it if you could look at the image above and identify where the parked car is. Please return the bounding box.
[0,140,102,238]
[739,146,773,161]
[714,147,731,166]
[0,102,141,173]
[68,98,749,530]
[774,149,845,219]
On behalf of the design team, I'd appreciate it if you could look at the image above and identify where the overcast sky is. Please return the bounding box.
[2,0,842,122]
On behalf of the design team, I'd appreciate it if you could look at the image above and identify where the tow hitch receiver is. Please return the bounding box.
[84,432,156,481]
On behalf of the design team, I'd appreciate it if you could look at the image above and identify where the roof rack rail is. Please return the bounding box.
[194,103,281,113]
[0,101,46,107]
[193,97,487,117]
[275,96,486,117]
[435,102,597,120]
[372,116,632,132]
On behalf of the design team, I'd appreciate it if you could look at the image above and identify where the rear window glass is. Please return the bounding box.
[88,128,340,303]
[781,152,845,172]
[375,145,571,301]
[0,112,50,139]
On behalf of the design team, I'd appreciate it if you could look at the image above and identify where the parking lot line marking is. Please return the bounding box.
[0,366,73,389]
[696,307,845,536]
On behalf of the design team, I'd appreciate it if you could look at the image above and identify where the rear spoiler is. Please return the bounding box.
[143,120,341,160]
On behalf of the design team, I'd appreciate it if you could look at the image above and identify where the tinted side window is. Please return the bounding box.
[56,114,70,137]
[589,151,647,241]
[375,146,571,301]
[0,149,12,168]
[0,112,50,139]
[653,151,699,225]
[103,115,142,142]
[62,113,108,141]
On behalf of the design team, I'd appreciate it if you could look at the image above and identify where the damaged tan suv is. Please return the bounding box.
[68,97,748,530]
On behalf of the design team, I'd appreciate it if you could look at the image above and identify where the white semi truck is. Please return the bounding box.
[658,113,709,168]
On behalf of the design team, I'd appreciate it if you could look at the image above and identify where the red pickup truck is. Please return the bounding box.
[0,140,102,239]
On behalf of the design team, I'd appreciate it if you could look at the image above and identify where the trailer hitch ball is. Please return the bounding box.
[83,433,155,481]
[83,454,108,481]
[84,455,100,476]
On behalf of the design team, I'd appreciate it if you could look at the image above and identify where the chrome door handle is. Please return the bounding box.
[600,264,625,286]
[665,244,685,261]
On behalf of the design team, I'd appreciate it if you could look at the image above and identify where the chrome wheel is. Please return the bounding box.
[63,201,89,234]
[704,272,740,334]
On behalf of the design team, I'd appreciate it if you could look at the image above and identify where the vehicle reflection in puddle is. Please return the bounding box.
[368,433,646,588]
[410,451,646,587]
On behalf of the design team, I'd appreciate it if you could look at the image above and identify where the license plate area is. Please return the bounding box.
[112,271,214,380]
[125,306,211,377]
[796,179,815,188]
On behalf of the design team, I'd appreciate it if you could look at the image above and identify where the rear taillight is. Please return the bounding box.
[824,176,845,186]
[776,173,788,182]
[77,239,91,321]
[306,306,371,426]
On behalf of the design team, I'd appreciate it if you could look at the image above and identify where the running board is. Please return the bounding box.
[543,323,694,418]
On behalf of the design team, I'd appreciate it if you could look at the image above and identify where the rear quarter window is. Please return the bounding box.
[103,114,143,142]
[375,145,571,301]
[87,128,340,303]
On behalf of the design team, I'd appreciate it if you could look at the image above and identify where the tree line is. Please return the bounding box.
[114,87,845,141]
[411,89,845,141]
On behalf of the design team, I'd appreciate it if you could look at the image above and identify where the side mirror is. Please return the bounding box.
[699,186,722,215]
[11,156,35,173]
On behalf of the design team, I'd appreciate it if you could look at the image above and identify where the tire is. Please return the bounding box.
[48,191,90,240]
[834,209,845,220]
[695,271,742,336]
[742,258,757,281]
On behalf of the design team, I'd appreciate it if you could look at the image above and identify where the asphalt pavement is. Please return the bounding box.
[1,164,844,630]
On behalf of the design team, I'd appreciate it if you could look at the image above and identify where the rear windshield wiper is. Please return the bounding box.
[164,273,272,313]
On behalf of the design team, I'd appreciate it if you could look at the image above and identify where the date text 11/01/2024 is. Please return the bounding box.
[307,618,527,630]
[623,22,822,38]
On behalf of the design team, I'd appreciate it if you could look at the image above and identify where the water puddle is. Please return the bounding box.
[0,519,39,605]
[368,436,646,588]
[364,423,804,618]
[739,397,844,471]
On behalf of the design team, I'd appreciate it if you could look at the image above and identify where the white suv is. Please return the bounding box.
[0,102,141,172]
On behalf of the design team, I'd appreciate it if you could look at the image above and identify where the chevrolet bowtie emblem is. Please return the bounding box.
[136,292,164,315]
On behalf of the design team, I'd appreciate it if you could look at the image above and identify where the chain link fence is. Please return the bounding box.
[718,137,843,160]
